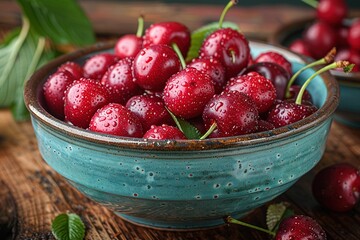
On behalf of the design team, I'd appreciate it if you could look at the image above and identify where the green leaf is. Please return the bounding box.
[186,21,239,62]
[16,0,95,46]
[266,202,294,232]
[0,20,56,118]
[51,213,85,240]
[167,108,201,139]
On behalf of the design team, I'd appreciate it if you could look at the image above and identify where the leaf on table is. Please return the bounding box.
[51,213,85,240]
[186,21,239,62]
[266,202,294,232]
[16,0,96,46]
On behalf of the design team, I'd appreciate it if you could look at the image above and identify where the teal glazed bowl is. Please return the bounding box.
[24,41,339,230]
[270,17,360,128]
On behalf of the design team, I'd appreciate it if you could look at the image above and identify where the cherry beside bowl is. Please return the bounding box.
[24,41,339,230]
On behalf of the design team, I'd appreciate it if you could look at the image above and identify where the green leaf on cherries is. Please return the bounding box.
[266,202,294,232]
[167,108,201,139]
[186,21,239,62]
[17,0,96,46]
[51,213,85,240]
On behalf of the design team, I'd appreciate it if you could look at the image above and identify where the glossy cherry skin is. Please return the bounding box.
[58,61,83,79]
[287,85,313,103]
[200,28,250,79]
[254,51,292,75]
[163,67,215,119]
[224,72,277,114]
[266,100,318,128]
[275,215,327,240]
[83,53,118,80]
[312,163,360,212]
[114,34,143,59]
[202,91,259,137]
[89,103,143,138]
[101,57,143,104]
[126,93,173,132]
[348,19,360,51]
[242,62,290,100]
[316,0,348,26]
[187,57,226,94]
[143,124,186,140]
[133,44,181,91]
[143,21,191,58]
[303,21,337,59]
[43,70,75,120]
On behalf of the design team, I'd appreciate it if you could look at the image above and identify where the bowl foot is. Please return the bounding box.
[115,212,246,231]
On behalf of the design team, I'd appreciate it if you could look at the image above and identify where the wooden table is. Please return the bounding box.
[1,1,360,239]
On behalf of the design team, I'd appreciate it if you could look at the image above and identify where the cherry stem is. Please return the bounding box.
[295,61,352,105]
[200,122,217,140]
[285,47,336,99]
[230,50,236,64]
[219,0,238,29]
[302,0,318,8]
[172,43,186,69]
[226,216,276,237]
[136,15,144,37]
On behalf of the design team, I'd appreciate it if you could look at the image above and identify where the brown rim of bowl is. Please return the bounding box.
[269,17,360,85]
[24,40,339,151]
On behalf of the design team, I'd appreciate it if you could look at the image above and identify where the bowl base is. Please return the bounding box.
[115,212,248,231]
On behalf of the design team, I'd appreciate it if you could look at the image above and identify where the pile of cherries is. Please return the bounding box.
[289,0,360,72]
[42,1,331,141]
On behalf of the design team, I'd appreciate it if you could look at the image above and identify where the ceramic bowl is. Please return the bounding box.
[24,41,339,230]
[270,17,360,128]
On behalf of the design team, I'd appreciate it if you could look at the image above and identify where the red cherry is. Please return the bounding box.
[58,61,83,79]
[64,78,112,129]
[143,21,191,58]
[287,85,313,103]
[348,19,360,51]
[43,70,75,120]
[242,62,290,100]
[114,16,144,59]
[303,21,337,59]
[187,57,226,94]
[143,124,186,140]
[266,100,317,128]
[202,91,259,137]
[126,93,173,132]
[254,51,292,75]
[224,72,277,114]
[289,39,312,57]
[89,103,143,138]
[83,53,118,80]
[133,44,181,91]
[163,67,215,119]
[316,0,348,27]
[200,28,250,79]
[275,215,327,240]
[312,163,360,212]
[101,57,143,104]
[336,24,350,48]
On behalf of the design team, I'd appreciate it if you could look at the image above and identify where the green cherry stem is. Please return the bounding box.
[285,47,336,99]
[136,15,144,37]
[226,216,276,237]
[172,42,186,69]
[219,0,238,29]
[295,61,354,105]
[200,122,217,140]
[302,0,318,8]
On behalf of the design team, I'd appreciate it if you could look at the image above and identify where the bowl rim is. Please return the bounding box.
[24,40,340,151]
[269,16,360,84]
